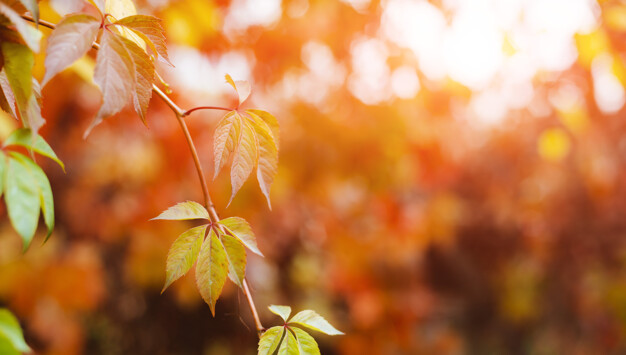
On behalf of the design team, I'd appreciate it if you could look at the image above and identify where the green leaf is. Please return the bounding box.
[288,310,343,336]
[269,305,291,322]
[117,34,155,125]
[0,309,30,353]
[246,109,279,150]
[152,200,209,221]
[115,15,172,66]
[218,217,263,256]
[247,111,278,209]
[18,0,38,24]
[1,42,44,133]
[0,2,41,52]
[0,335,20,355]
[162,224,207,293]
[278,329,299,355]
[4,128,65,171]
[213,110,240,179]
[229,118,258,206]
[42,14,100,87]
[196,229,229,316]
[258,326,284,355]
[225,73,251,107]
[5,153,40,251]
[292,327,320,355]
[11,152,54,242]
[220,233,246,288]
[87,30,134,136]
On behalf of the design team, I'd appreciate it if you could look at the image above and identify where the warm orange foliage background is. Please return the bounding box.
[3,0,626,354]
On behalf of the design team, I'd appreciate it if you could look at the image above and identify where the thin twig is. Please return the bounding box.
[183,106,233,117]
[21,14,265,336]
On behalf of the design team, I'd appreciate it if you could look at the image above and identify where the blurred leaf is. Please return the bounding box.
[258,326,284,355]
[218,217,263,256]
[0,309,30,353]
[269,305,292,322]
[5,153,40,251]
[292,327,320,355]
[247,111,278,209]
[42,14,100,87]
[220,233,246,288]
[18,0,38,24]
[0,2,41,52]
[11,152,54,242]
[88,30,134,136]
[288,310,343,336]
[4,128,65,171]
[162,224,208,293]
[229,119,257,206]
[213,110,240,179]
[117,35,155,124]
[115,15,172,66]
[225,73,251,107]
[278,329,298,355]
[88,0,105,13]
[0,70,17,118]
[152,200,209,221]
[105,0,136,19]
[196,229,229,316]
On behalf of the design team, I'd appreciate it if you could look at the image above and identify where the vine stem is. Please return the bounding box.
[22,13,265,337]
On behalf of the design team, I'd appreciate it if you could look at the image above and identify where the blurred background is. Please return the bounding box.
[2,0,626,353]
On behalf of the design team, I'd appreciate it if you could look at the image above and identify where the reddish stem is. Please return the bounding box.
[183,106,233,117]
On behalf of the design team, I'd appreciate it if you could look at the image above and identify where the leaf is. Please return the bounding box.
[88,30,134,136]
[115,15,172,65]
[0,336,20,355]
[152,200,209,221]
[5,153,40,251]
[269,305,292,322]
[229,118,258,206]
[258,326,284,355]
[117,34,155,124]
[292,327,320,355]
[225,74,251,107]
[0,152,5,198]
[42,14,100,87]
[247,111,278,209]
[11,152,54,242]
[278,329,299,355]
[218,217,263,256]
[162,224,207,293]
[195,229,229,316]
[4,128,65,171]
[106,0,137,20]
[0,309,30,353]
[87,0,105,14]
[246,109,279,149]
[0,70,16,118]
[18,0,38,24]
[0,2,42,52]
[288,310,344,336]
[220,233,246,288]
[213,110,240,179]
[1,42,44,133]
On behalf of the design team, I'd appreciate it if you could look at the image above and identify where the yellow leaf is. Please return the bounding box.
[106,0,145,50]
[538,128,571,162]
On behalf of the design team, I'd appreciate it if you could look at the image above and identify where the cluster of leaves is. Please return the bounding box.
[43,0,170,135]
[259,305,343,355]
[214,75,279,208]
[0,308,30,355]
[153,200,262,315]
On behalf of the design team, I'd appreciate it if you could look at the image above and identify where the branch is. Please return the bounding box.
[22,13,265,336]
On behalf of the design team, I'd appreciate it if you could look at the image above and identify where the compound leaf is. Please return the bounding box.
[162,224,207,293]
[292,327,320,355]
[258,326,284,355]
[269,305,292,322]
[218,217,263,256]
[42,14,100,87]
[288,310,343,336]
[152,200,209,221]
[196,229,229,316]
[278,329,299,355]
